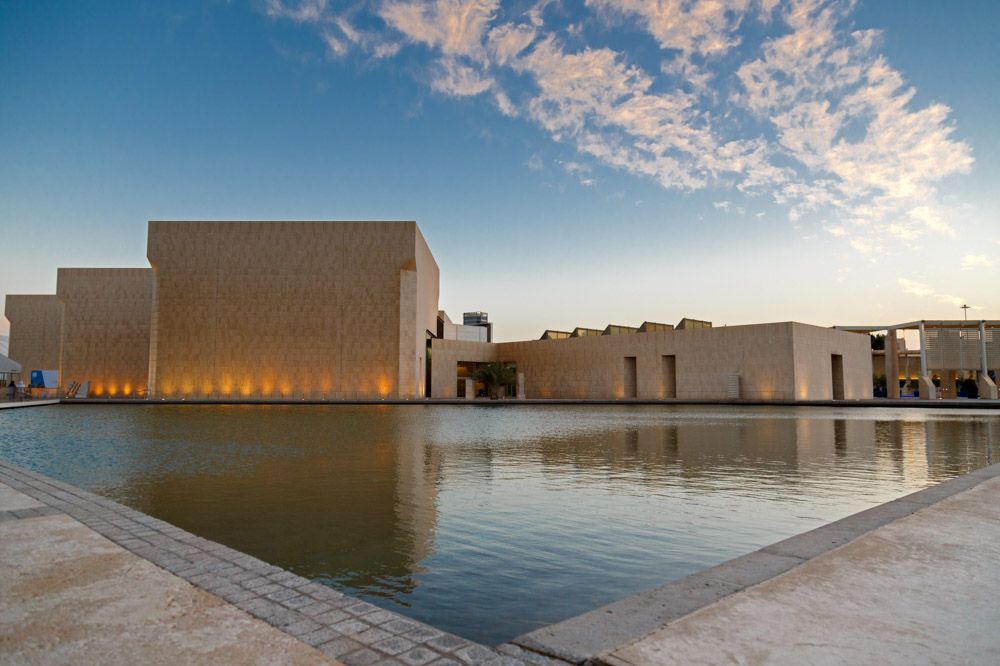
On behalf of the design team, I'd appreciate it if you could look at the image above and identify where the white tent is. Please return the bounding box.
[0,353,21,383]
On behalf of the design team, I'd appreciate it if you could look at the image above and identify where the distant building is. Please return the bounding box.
[4,220,902,401]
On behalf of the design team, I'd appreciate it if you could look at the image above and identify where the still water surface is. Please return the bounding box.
[1,404,997,645]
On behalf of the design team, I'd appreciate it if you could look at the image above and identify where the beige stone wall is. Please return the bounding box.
[791,324,873,400]
[3,295,63,380]
[432,322,870,401]
[56,269,153,397]
[147,221,437,399]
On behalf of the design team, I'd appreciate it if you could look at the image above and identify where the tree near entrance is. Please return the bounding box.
[474,362,516,399]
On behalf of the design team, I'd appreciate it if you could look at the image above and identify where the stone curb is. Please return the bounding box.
[506,461,1000,664]
[0,461,520,666]
[53,398,1000,409]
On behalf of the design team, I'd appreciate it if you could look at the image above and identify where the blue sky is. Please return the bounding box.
[1,0,998,344]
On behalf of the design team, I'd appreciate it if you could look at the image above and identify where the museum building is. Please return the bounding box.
[5,220,875,401]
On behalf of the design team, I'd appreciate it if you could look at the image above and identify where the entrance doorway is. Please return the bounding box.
[661,355,676,398]
[831,354,845,400]
[624,357,637,398]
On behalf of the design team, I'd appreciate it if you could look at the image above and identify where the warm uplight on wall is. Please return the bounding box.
[122,383,133,396]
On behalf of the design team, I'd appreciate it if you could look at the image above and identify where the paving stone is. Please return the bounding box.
[426,659,463,666]
[242,576,273,590]
[480,657,522,666]
[331,619,374,637]
[300,626,343,647]
[371,659,404,666]
[216,586,258,604]
[341,649,385,666]
[454,645,500,665]
[426,634,469,653]
[283,617,323,637]
[343,601,380,617]
[397,647,441,666]
[383,619,423,635]
[373,636,416,656]
[356,628,393,645]
[253,583,284,597]
[315,609,351,625]
[319,637,365,658]
[269,570,299,584]
[228,569,259,584]
[362,610,399,626]
[237,598,283,620]
[299,601,335,617]
[401,625,443,642]
[264,587,299,603]
[280,594,315,610]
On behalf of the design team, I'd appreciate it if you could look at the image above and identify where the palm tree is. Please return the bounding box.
[474,362,516,399]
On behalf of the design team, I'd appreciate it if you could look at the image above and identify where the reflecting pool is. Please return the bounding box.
[0,404,997,645]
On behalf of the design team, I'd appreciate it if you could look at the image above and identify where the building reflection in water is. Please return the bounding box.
[2,404,996,645]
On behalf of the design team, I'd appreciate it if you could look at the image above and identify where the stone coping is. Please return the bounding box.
[0,399,61,410]
[0,461,522,666]
[506,462,1000,664]
[57,398,1000,409]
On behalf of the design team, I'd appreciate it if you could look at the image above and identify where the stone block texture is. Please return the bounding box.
[146,221,439,400]
[3,295,63,377]
[56,268,153,397]
[431,322,872,401]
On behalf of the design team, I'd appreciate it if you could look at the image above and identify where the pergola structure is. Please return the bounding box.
[835,320,1000,400]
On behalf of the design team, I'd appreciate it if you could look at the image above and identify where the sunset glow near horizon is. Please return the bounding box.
[2,0,998,345]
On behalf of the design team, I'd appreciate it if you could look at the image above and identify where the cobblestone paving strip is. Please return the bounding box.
[0,461,528,666]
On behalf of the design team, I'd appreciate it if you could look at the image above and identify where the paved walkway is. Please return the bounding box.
[0,481,339,665]
[0,462,510,666]
[602,475,1000,666]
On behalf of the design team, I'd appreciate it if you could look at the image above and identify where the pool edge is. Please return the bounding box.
[506,461,1000,664]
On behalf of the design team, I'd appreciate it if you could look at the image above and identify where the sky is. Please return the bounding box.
[1,0,998,344]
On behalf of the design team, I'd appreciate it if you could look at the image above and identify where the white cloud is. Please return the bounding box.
[430,57,494,96]
[265,0,328,23]
[714,200,731,212]
[587,0,751,56]
[525,153,544,171]
[737,0,972,254]
[960,255,994,270]
[379,0,498,58]
[262,0,976,258]
[487,22,536,65]
[897,277,965,307]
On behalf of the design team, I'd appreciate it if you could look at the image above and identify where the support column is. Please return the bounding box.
[979,321,999,400]
[886,330,900,399]
[918,322,936,400]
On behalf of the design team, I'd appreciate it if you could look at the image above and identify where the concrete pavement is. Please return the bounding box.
[601,475,1000,666]
[0,480,339,665]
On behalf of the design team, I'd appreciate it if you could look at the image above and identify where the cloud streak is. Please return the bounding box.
[263,0,974,262]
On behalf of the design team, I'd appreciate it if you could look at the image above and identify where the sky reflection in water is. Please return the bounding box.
[0,404,997,645]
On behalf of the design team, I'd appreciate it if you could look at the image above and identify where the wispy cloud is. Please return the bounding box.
[897,278,964,307]
[960,254,994,271]
[263,0,974,259]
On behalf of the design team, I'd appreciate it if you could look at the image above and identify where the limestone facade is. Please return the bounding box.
[3,295,63,378]
[6,220,878,401]
[430,323,872,400]
[146,221,438,400]
[56,268,154,398]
